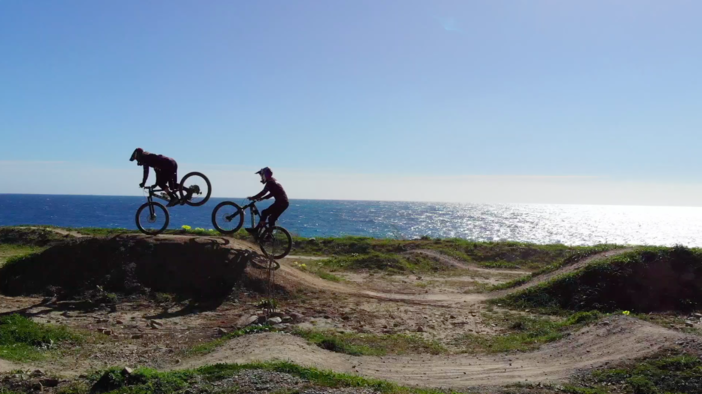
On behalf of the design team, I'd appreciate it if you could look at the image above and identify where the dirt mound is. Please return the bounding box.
[501,246,702,312]
[0,227,72,246]
[0,236,278,299]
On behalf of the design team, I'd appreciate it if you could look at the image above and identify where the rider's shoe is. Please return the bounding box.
[166,198,179,207]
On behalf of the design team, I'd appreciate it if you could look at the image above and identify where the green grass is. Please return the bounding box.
[187,324,276,355]
[495,246,702,313]
[0,244,43,265]
[576,350,702,394]
[489,245,623,292]
[453,311,601,353]
[294,329,447,356]
[320,251,447,273]
[0,314,81,362]
[86,361,454,394]
[291,235,622,271]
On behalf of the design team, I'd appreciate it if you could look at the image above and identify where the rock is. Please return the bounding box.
[150,320,163,327]
[685,320,695,327]
[269,312,285,318]
[116,320,124,325]
[217,328,228,335]
[290,312,304,321]
[257,315,268,324]
[268,317,282,324]
[150,321,162,329]
[97,327,108,333]
[237,315,259,327]
[131,334,144,339]
[416,326,424,332]
[122,367,133,376]
[32,382,43,391]
[31,370,45,377]
[600,320,611,326]
[39,378,58,388]
[693,313,702,318]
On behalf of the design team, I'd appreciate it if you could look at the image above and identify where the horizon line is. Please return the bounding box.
[2,193,702,209]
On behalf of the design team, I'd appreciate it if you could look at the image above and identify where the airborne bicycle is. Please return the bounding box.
[211,199,292,261]
[135,172,212,235]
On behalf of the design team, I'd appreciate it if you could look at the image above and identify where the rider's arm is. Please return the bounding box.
[251,190,267,200]
[142,165,150,184]
[261,193,273,200]
[250,182,270,200]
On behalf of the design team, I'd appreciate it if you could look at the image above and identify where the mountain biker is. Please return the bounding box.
[129,148,181,207]
[248,167,289,231]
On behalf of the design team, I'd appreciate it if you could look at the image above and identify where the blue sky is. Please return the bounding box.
[2,1,702,204]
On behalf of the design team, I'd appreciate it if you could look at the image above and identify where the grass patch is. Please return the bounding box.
[453,311,601,353]
[0,244,43,265]
[295,329,446,356]
[291,235,621,271]
[576,349,702,394]
[495,246,702,313]
[320,251,445,273]
[187,324,276,355]
[489,245,623,292]
[87,361,450,394]
[0,314,81,362]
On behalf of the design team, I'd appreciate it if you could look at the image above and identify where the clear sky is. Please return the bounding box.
[2,1,701,205]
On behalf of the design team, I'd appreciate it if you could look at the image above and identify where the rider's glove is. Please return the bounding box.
[139,182,145,188]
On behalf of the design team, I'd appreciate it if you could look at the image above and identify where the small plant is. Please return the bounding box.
[257,298,278,311]
[181,225,192,230]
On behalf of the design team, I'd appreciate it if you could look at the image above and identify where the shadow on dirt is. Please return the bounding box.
[0,236,283,302]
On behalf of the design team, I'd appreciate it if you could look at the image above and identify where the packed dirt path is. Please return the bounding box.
[0,359,22,373]
[182,316,696,388]
[409,249,530,275]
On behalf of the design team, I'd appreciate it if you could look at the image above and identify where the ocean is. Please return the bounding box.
[1,194,701,247]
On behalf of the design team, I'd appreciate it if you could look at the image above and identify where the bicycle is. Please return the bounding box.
[211,199,293,262]
[135,172,212,235]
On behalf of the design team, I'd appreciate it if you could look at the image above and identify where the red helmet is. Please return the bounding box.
[130,148,144,162]
[255,167,273,183]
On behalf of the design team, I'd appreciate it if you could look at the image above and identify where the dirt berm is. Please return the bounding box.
[0,235,277,299]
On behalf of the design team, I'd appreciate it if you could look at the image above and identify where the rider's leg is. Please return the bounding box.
[156,169,179,207]
[267,201,289,227]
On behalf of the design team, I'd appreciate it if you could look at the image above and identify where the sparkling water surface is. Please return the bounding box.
[1,194,701,247]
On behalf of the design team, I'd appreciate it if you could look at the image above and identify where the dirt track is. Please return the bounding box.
[3,229,697,389]
[181,316,692,387]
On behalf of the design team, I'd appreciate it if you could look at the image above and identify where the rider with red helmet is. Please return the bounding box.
[248,167,289,229]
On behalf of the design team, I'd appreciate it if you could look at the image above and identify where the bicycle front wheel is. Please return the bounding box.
[180,172,212,207]
[259,226,293,259]
[211,201,245,234]
[135,202,170,235]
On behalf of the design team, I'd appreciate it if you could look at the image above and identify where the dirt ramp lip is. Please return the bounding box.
[0,236,264,299]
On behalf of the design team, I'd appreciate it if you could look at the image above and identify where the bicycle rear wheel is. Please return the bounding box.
[211,201,245,234]
[135,202,170,235]
[259,226,293,259]
[180,172,212,206]
[250,256,281,270]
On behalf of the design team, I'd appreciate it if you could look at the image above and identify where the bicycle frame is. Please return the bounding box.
[240,200,262,229]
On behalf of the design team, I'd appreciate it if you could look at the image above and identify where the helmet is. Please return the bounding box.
[255,167,273,183]
[130,148,144,162]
